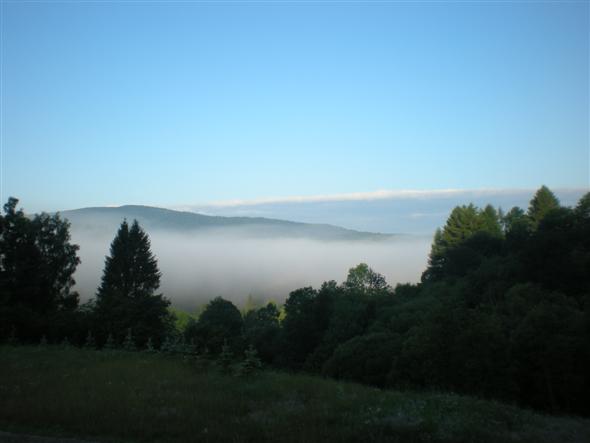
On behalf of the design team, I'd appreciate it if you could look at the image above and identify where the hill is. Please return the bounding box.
[1,346,589,443]
[60,205,395,241]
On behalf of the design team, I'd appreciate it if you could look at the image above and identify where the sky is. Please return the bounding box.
[1,1,589,215]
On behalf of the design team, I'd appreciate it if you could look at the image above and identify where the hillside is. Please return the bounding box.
[2,346,589,443]
[60,205,394,241]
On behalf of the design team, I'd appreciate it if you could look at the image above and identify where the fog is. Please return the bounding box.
[71,228,431,310]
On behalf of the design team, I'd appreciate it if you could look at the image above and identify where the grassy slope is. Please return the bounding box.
[1,346,589,443]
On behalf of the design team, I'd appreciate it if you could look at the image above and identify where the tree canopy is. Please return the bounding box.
[0,198,80,341]
[528,185,560,228]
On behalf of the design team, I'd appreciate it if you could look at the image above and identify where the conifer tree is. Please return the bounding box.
[123,328,136,351]
[239,345,262,376]
[104,332,116,350]
[528,185,560,228]
[218,340,234,373]
[84,330,96,349]
[145,337,155,353]
[479,204,503,237]
[94,220,172,346]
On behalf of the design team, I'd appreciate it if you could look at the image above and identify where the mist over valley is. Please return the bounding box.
[63,206,431,309]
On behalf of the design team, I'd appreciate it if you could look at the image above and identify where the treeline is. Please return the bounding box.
[1,187,589,416]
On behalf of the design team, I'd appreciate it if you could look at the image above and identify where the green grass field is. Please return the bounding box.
[1,346,589,443]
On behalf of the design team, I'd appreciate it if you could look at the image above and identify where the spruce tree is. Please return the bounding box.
[528,185,560,228]
[145,337,156,353]
[104,332,116,350]
[84,330,96,349]
[94,220,172,346]
[239,345,262,376]
[479,205,503,237]
[123,328,136,351]
[218,340,234,373]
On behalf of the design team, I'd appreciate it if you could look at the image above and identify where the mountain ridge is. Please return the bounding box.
[60,204,396,241]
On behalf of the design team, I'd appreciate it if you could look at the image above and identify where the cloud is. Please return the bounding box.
[171,187,588,211]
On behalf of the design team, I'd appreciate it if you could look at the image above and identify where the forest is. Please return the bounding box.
[1,186,589,417]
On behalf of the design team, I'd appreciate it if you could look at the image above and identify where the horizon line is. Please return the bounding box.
[170,186,589,210]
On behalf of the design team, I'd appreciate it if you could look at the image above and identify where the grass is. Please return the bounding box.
[1,346,589,443]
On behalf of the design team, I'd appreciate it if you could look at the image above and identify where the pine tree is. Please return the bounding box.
[104,332,116,350]
[218,340,234,373]
[95,220,172,346]
[123,328,136,351]
[145,337,155,353]
[528,185,560,228]
[238,345,262,376]
[84,330,96,349]
[479,205,503,237]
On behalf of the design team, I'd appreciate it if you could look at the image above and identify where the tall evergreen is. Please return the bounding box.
[479,204,503,237]
[95,219,172,346]
[423,204,485,281]
[528,185,560,228]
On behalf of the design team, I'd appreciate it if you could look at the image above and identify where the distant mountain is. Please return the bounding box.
[60,205,394,241]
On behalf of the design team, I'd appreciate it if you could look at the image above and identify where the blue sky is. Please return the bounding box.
[1,1,588,213]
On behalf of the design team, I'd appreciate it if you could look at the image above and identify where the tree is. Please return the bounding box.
[243,302,280,363]
[344,263,389,294]
[423,205,485,282]
[278,287,321,369]
[440,204,485,247]
[0,197,80,341]
[574,192,590,219]
[185,296,243,354]
[323,332,401,387]
[479,204,503,237]
[94,219,172,346]
[238,344,262,376]
[528,185,560,228]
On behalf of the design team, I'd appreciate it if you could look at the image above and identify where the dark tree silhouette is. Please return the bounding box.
[344,263,389,294]
[94,219,171,347]
[185,296,243,354]
[0,197,80,341]
[528,185,560,228]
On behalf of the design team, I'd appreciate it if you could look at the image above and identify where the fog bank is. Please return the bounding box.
[71,228,431,310]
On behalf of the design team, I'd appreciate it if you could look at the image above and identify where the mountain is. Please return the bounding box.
[60,205,394,241]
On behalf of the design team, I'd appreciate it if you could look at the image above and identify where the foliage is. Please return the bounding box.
[528,185,560,228]
[243,302,280,363]
[185,296,243,354]
[217,340,234,374]
[0,198,80,342]
[276,186,589,415]
[84,330,96,349]
[323,332,401,387]
[168,307,197,332]
[344,263,389,294]
[238,344,262,376]
[2,187,589,418]
[123,328,137,351]
[94,220,173,347]
[103,333,116,350]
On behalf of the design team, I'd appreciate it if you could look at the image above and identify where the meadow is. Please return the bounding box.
[1,346,589,443]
